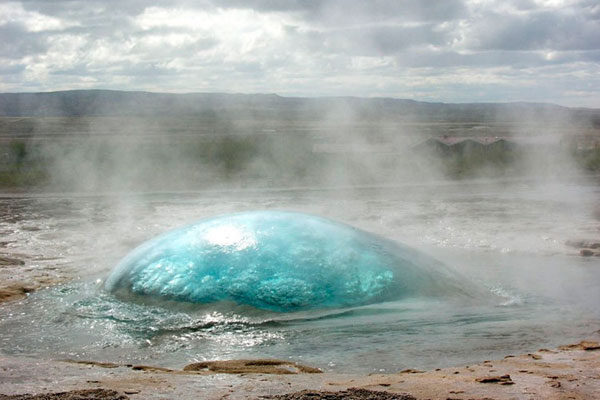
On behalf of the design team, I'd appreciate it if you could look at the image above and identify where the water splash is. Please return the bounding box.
[105,211,472,311]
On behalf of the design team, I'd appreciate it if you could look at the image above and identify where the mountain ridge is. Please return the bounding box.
[0,90,597,126]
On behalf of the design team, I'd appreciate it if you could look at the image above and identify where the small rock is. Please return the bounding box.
[538,349,557,353]
[566,240,600,249]
[261,388,416,400]
[0,256,25,266]
[399,369,425,374]
[62,360,119,369]
[476,374,515,385]
[131,365,173,372]
[580,341,600,350]
[559,340,600,351]
[0,284,38,303]
[183,359,321,374]
[565,240,584,248]
[0,388,129,399]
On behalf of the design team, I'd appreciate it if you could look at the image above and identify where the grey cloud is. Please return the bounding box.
[16,1,217,52]
[468,8,600,51]
[214,0,320,13]
[581,49,600,62]
[49,61,181,81]
[286,23,451,57]
[49,64,92,76]
[230,61,264,74]
[0,63,26,74]
[219,0,467,24]
[0,22,48,58]
[350,24,450,55]
[19,0,170,18]
[314,0,467,24]
[18,0,467,24]
[502,0,540,11]
[129,36,219,59]
[104,62,182,77]
[57,20,137,42]
[396,49,600,69]
[580,0,600,20]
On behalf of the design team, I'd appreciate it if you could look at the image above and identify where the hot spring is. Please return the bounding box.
[105,211,476,311]
[0,182,599,373]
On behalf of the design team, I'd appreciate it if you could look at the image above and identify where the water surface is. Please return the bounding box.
[0,181,599,373]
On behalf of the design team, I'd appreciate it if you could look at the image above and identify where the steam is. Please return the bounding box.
[1,92,599,376]
[2,91,597,275]
[4,93,596,196]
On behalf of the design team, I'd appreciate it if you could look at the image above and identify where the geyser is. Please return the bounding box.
[105,211,469,311]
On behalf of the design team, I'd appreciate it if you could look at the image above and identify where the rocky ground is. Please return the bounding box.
[1,341,599,399]
[566,239,600,257]
[568,205,600,257]
[0,254,66,304]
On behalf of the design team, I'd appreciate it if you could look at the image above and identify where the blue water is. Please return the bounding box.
[0,183,599,373]
[1,270,598,373]
[106,211,475,311]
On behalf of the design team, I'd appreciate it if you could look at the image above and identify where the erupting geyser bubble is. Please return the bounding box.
[105,211,470,311]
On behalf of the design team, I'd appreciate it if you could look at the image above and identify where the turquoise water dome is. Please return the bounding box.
[105,211,470,311]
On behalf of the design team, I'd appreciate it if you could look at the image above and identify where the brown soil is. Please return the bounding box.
[475,374,515,384]
[0,389,129,400]
[261,388,415,400]
[0,256,25,266]
[2,341,600,399]
[61,358,322,375]
[130,365,174,373]
[0,249,71,305]
[61,360,121,369]
[61,360,176,373]
[558,340,600,350]
[0,284,37,303]
[183,359,323,374]
[565,239,600,256]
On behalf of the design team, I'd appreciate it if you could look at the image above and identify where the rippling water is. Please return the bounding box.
[0,180,599,373]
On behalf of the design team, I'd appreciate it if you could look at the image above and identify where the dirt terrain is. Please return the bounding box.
[1,341,599,399]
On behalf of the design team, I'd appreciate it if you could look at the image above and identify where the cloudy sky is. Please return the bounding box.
[1,0,599,106]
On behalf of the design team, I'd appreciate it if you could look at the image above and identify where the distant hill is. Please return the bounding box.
[0,90,598,126]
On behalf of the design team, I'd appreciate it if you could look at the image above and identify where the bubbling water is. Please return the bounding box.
[105,211,475,311]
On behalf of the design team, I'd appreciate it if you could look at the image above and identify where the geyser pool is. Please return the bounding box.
[105,211,471,311]
[1,186,600,373]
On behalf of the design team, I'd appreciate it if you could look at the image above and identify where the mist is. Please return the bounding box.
[2,91,598,297]
[1,91,598,196]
